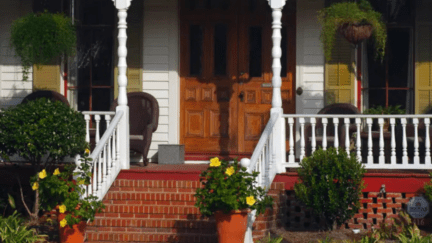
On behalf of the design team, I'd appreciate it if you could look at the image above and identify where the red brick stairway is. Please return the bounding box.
[85,169,286,243]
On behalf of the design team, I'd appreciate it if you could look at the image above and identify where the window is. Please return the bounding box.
[362,0,414,113]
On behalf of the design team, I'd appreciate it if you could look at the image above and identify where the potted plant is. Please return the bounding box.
[194,157,273,243]
[363,105,406,131]
[30,149,105,243]
[318,0,387,61]
[10,11,76,80]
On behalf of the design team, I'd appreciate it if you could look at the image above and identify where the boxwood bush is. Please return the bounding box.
[0,98,86,172]
[294,147,366,230]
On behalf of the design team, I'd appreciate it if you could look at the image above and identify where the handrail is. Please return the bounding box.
[282,114,432,118]
[242,111,282,243]
[77,110,124,201]
[90,110,123,162]
[82,111,116,116]
[247,112,279,177]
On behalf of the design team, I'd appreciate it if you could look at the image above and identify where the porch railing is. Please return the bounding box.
[240,110,285,243]
[281,114,432,170]
[75,110,124,201]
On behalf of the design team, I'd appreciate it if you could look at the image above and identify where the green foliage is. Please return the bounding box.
[318,0,387,61]
[30,151,105,229]
[10,11,76,80]
[363,105,406,115]
[257,233,283,243]
[423,172,432,203]
[317,234,337,243]
[194,157,274,217]
[0,98,86,172]
[294,147,366,230]
[0,211,47,243]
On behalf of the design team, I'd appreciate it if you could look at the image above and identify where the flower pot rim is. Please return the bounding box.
[214,208,252,214]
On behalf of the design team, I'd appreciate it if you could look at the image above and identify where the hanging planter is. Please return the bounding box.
[318,0,387,61]
[214,209,250,243]
[10,11,76,81]
[338,23,373,44]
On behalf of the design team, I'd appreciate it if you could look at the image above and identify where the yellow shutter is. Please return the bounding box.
[415,24,432,113]
[32,62,61,93]
[325,34,355,105]
[114,0,143,99]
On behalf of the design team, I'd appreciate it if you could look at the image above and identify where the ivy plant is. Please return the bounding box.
[318,0,387,61]
[10,11,76,80]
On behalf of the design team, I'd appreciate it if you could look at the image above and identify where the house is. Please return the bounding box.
[1,0,432,242]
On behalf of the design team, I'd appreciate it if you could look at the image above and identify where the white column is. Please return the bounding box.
[113,0,131,169]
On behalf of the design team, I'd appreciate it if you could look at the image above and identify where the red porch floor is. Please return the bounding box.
[123,163,432,194]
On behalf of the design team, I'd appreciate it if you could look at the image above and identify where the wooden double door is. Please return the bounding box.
[180,0,296,156]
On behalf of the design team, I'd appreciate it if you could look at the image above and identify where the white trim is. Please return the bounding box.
[168,0,180,144]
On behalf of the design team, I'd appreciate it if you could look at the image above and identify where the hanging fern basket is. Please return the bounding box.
[338,23,373,45]
[10,12,76,81]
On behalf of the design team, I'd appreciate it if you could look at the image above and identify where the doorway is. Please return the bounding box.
[180,0,296,157]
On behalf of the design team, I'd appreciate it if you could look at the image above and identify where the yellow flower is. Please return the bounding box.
[53,168,60,176]
[38,169,47,179]
[32,182,39,190]
[209,157,221,167]
[225,166,235,176]
[60,219,67,228]
[246,196,256,206]
[78,179,85,185]
[59,205,66,214]
[85,148,90,155]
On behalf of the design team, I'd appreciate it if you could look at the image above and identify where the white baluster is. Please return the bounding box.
[103,144,108,194]
[378,118,384,165]
[111,126,117,181]
[356,118,361,162]
[322,118,328,150]
[426,118,431,165]
[390,118,396,165]
[84,115,90,143]
[92,157,97,197]
[413,118,419,165]
[333,118,339,152]
[98,148,103,199]
[311,118,316,154]
[300,118,305,162]
[367,118,373,164]
[401,118,408,165]
[345,118,350,157]
[116,124,121,171]
[105,115,113,180]
[288,118,295,163]
[95,115,101,144]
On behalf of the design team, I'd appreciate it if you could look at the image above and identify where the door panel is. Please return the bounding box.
[180,0,295,156]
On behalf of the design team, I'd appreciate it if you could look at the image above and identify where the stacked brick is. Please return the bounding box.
[284,191,415,231]
[85,179,286,242]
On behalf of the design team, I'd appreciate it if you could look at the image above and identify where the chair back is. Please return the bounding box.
[21,90,69,106]
[110,92,159,136]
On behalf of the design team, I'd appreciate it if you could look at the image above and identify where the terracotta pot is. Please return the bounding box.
[214,209,250,243]
[338,23,373,44]
[57,205,86,243]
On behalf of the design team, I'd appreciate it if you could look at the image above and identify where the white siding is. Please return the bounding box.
[296,0,325,115]
[143,0,179,162]
[0,0,32,109]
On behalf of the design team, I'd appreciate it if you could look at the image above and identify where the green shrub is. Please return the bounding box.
[294,147,366,230]
[0,98,86,173]
[424,172,432,203]
[0,211,47,243]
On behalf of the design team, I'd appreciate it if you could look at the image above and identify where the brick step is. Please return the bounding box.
[86,226,216,234]
[85,232,218,242]
[88,218,215,228]
[99,205,200,214]
[111,179,285,191]
[104,192,197,201]
[111,180,202,189]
